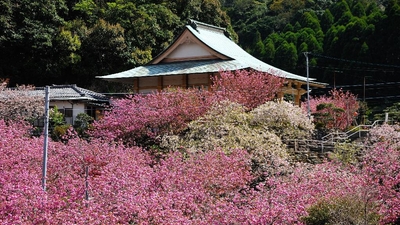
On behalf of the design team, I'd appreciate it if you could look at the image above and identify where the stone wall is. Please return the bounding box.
[285,139,335,164]
[285,139,367,164]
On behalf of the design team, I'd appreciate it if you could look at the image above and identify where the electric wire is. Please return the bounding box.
[310,53,400,69]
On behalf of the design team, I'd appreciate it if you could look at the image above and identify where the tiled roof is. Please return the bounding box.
[98,60,245,78]
[97,20,327,87]
[3,85,109,102]
[186,21,316,82]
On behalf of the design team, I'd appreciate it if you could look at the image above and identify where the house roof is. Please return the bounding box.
[96,20,326,87]
[39,84,109,102]
[3,84,109,102]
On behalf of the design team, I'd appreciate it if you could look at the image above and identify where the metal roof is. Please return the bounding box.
[97,20,326,87]
[98,60,246,79]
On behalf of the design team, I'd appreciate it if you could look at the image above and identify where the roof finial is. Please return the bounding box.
[188,19,198,31]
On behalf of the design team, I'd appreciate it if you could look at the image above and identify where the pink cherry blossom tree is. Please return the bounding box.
[307,89,359,131]
[1,119,400,224]
[92,69,285,148]
[91,88,215,148]
[0,81,44,122]
[211,69,285,110]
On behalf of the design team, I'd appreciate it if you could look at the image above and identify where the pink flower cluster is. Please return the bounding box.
[306,89,359,130]
[92,69,284,146]
[1,120,400,224]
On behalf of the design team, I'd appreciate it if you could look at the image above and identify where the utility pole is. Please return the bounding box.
[42,86,50,191]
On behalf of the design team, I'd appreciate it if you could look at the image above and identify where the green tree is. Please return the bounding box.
[263,38,276,62]
[371,0,400,67]
[374,102,400,122]
[352,2,366,18]
[283,31,298,47]
[104,1,181,56]
[330,0,351,21]
[226,0,272,48]
[76,19,131,87]
[274,41,298,71]
[341,17,374,60]
[50,106,71,142]
[300,11,321,33]
[365,2,385,23]
[74,112,94,138]
[321,9,334,32]
[162,0,236,41]
[73,0,103,26]
[0,0,68,86]
[252,31,266,60]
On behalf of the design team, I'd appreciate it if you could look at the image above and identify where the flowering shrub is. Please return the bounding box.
[366,124,400,150]
[211,69,285,110]
[1,120,400,224]
[91,88,214,147]
[0,82,44,121]
[160,101,288,176]
[250,100,314,140]
[92,70,285,149]
[0,120,254,224]
[307,89,359,131]
[302,196,380,224]
[356,144,400,223]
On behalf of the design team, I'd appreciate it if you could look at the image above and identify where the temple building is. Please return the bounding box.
[96,20,326,105]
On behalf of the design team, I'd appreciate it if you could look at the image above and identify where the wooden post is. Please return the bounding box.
[277,91,284,102]
[208,73,212,91]
[157,76,163,91]
[133,78,139,93]
[295,82,302,106]
[182,75,188,89]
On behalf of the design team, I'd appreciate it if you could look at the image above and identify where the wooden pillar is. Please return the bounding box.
[157,76,163,91]
[295,82,302,106]
[277,91,284,102]
[208,73,212,91]
[182,75,188,89]
[133,78,139,93]
[280,81,292,102]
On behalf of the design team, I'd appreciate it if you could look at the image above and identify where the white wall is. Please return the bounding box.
[167,42,214,60]
[50,101,86,125]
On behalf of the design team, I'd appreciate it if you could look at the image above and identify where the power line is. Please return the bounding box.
[333,81,400,88]
[309,65,398,73]
[310,53,400,69]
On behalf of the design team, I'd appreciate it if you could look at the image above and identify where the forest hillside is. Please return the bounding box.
[1,0,399,108]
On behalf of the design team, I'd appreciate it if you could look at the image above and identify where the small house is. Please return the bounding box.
[32,84,109,125]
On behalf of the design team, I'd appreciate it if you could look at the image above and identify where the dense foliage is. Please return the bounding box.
[223,0,400,111]
[1,0,399,101]
[92,87,215,147]
[306,89,359,131]
[92,69,283,148]
[0,81,44,121]
[2,76,400,223]
[0,0,232,89]
[2,1,400,221]
[211,69,284,110]
[224,0,400,84]
[2,118,400,224]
